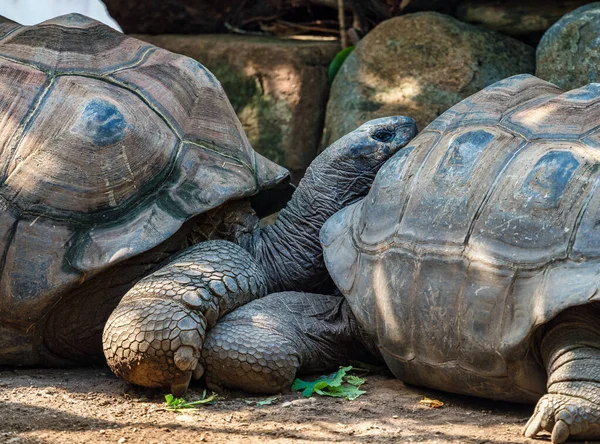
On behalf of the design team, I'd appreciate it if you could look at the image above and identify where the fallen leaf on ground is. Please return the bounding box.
[243,396,279,406]
[292,366,367,401]
[419,397,444,408]
[164,390,218,411]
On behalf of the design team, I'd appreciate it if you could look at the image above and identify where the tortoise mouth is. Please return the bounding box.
[250,180,295,219]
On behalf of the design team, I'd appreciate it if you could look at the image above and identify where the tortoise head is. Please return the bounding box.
[306,116,417,208]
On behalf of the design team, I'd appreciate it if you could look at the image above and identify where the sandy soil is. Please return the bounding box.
[0,366,551,444]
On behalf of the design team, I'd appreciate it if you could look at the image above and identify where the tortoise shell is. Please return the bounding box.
[322,74,600,403]
[0,15,287,333]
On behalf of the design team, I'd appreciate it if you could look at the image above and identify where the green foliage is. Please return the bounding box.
[345,375,366,386]
[292,366,367,401]
[164,390,218,411]
[328,46,355,84]
[244,396,279,406]
[256,396,279,406]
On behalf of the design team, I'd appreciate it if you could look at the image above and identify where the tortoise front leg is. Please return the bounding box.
[199,291,377,393]
[102,240,268,395]
[523,304,600,443]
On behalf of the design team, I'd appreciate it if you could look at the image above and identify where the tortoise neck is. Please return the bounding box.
[239,165,345,294]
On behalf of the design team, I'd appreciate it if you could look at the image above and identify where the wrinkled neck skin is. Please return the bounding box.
[239,155,377,294]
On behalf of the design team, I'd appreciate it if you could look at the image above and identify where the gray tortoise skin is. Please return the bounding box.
[200,75,600,444]
[0,14,418,397]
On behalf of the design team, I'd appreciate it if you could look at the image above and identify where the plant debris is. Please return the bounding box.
[164,390,218,411]
[292,366,367,400]
[244,396,279,406]
[419,397,444,408]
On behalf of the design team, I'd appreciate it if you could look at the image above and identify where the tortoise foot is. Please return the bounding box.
[523,394,600,443]
[102,240,269,395]
[102,297,206,395]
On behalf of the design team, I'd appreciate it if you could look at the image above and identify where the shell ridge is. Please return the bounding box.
[0,75,55,184]
[0,43,155,77]
[350,237,600,269]
[0,214,18,290]
[0,23,22,43]
[250,147,260,194]
[105,46,157,76]
[184,139,251,172]
[396,131,442,225]
[0,54,42,75]
[463,139,529,246]
[567,166,600,257]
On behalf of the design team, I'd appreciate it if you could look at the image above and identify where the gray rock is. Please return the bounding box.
[136,34,339,183]
[322,12,534,147]
[536,2,600,90]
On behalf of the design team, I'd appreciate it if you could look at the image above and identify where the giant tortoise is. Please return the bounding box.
[199,74,600,443]
[0,14,417,395]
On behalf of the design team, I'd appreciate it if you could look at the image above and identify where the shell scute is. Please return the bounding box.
[76,99,128,146]
[0,14,152,75]
[501,83,600,141]
[470,141,595,265]
[1,75,178,219]
[0,61,48,175]
[0,215,79,325]
[397,126,522,246]
[426,74,561,133]
[458,262,512,375]
[357,131,439,247]
[159,142,258,220]
[110,48,255,166]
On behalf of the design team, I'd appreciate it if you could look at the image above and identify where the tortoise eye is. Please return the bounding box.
[372,129,394,143]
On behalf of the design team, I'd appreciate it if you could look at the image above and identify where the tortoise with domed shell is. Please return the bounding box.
[0,13,417,395]
[198,75,600,444]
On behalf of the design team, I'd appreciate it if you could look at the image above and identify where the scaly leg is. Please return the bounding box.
[102,240,268,395]
[523,304,600,443]
[200,291,376,393]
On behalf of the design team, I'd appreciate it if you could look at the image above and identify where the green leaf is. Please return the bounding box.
[164,390,218,411]
[317,385,366,400]
[328,46,355,84]
[291,366,367,400]
[292,366,349,397]
[332,366,351,386]
[256,396,279,406]
[345,375,365,387]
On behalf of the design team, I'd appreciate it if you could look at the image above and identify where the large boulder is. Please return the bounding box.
[536,3,600,90]
[137,34,338,182]
[322,12,535,146]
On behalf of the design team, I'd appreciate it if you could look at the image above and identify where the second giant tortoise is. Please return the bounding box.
[199,75,600,443]
[0,14,418,395]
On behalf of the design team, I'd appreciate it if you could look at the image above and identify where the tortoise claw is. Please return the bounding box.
[193,363,205,380]
[522,408,543,438]
[552,420,571,444]
[170,371,193,397]
[523,394,600,443]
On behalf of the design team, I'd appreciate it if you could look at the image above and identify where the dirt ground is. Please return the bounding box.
[0,365,554,444]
